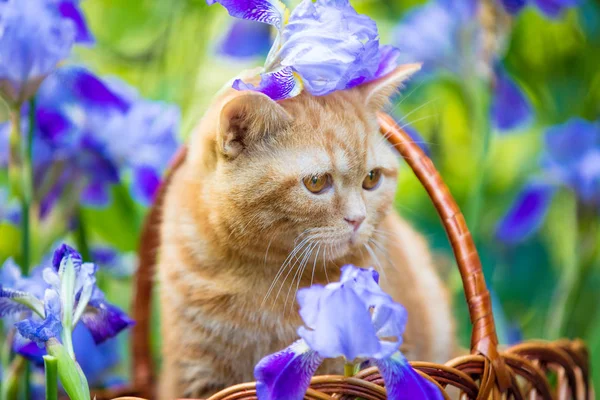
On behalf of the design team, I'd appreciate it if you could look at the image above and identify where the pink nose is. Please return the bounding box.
[344,215,365,232]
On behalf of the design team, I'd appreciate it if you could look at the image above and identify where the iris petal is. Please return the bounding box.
[255,340,323,400]
[491,67,532,132]
[233,66,303,100]
[0,288,35,317]
[219,20,273,59]
[208,0,288,29]
[496,181,555,244]
[375,352,444,400]
[15,290,63,346]
[297,283,382,360]
[57,1,95,44]
[81,290,134,344]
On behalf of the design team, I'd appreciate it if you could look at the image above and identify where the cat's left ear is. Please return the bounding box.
[360,63,422,110]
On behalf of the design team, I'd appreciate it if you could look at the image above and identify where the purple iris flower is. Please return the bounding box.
[255,265,443,400]
[496,118,600,243]
[218,19,273,59]
[392,0,532,132]
[499,0,579,18]
[0,66,180,212]
[90,246,136,277]
[51,0,95,44]
[0,0,81,105]
[392,0,480,75]
[209,0,402,100]
[0,244,134,346]
[490,66,532,132]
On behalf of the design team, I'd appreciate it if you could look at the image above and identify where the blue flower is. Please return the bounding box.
[496,118,600,243]
[254,265,443,400]
[0,66,180,212]
[210,0,401,100]
[1,244,134,346]
[499,0,579,18]
[392,0,480,76]
[0,0,75,105]
[90,246,135,278]
[218,20,273,59]
[51,0,95,44]
[490,66,532,132]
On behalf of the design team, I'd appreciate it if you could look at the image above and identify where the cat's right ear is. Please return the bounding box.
[218,92,292,159]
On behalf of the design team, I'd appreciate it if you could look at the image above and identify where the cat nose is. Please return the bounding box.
[344,215,365,232]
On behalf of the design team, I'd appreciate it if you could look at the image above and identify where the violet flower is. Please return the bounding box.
[255,265,443,400]
[0,66,180,212]
[208,0,401,100]
[392,0,532,133]
[499,0,579,18]
[0,244,133,347]
[0,0,85,105]
[496,118,600,243]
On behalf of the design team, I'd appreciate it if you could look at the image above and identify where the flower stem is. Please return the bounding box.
[0,356,25,400]
[74,208,91,262]
[465,80,492,239]
[548,206,600,338]
[344,362,355,377]
[43,356,58,400]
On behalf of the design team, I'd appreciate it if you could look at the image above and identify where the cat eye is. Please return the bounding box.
[303,174,331,194]
[362,169,382,190]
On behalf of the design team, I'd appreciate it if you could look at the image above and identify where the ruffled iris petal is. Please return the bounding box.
[255,339,323,400]
[491,67,532,132]
[208,0,288,29]
[297,282,382,360]
[233,67,303,101]
[15,290,62,346]
[0,288,34,317]
[375,45,402,78]
[496,181,555,244]
[375,352,444,400]
[52,243,82,271]
[81,291,134,344]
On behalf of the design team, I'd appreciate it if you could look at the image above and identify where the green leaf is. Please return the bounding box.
[46,340,90,400]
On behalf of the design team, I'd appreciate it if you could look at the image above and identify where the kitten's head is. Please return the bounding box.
[190,65,420,264]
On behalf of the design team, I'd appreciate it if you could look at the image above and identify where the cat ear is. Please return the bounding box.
[360,63,422,110]
[218,91,292,159]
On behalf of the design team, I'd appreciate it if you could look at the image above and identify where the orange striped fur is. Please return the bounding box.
[157,65,456,398]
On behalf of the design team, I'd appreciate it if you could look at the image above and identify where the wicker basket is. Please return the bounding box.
[108,112,593,400]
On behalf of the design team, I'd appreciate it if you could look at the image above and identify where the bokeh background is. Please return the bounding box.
[1,0,599,394]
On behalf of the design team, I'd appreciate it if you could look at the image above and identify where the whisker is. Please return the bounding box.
[262,232,318,305]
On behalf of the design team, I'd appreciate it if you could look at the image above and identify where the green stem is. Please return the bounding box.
[465,80,492,239]
[344,362,355,377]
[74,208,91,262]
[43,356,58,400]
[0,356,25,400]
[22,98,35,273]
[548,207,600,338]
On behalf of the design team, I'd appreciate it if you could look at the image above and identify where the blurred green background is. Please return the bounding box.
[1,0,599,393]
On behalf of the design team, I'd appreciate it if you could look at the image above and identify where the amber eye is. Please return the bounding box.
[303,174,331,194]
[362,169,382,190]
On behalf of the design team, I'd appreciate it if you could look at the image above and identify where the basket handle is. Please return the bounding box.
[130,112,511,396]
[377,112,510,389]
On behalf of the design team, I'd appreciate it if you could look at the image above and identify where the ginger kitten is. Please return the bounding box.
[158,65,456,399]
